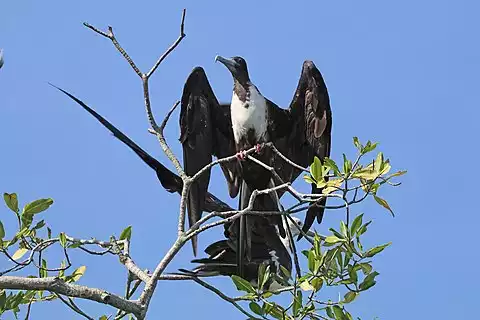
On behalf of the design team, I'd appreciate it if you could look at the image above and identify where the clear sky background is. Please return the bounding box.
[0,0,478,319]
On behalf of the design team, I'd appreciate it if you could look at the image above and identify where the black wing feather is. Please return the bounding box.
[51,84,234,214]
[179,67,240,256]
[269,61,332,236]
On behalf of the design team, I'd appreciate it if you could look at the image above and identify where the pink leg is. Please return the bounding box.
[236,150,247,161]
[255,143,264,154]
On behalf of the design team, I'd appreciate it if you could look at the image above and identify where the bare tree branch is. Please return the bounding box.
[0,276,142,317]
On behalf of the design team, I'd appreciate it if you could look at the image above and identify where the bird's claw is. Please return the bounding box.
[255,143,264,154]
[236,150,247,161]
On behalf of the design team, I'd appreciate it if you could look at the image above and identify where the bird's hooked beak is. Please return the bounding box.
[215,55,239,77]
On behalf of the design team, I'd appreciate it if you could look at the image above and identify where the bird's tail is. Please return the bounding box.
[178,240,237,277]
[234,180,285,278]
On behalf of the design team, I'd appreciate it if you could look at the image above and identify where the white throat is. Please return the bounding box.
[230,85,268,144]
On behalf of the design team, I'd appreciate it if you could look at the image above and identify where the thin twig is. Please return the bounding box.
[83,23,142,77]
[146,9,186,78]
[54,294,95,320]
[191,277,262,320]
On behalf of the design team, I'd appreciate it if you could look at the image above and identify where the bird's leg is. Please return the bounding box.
[236,150,248,161]
[255,143,265,154]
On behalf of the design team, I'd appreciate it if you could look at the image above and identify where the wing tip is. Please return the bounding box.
[186,66,208,86]
[302,60,316,69]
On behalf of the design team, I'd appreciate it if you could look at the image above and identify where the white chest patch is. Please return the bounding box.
[230,85,268,144]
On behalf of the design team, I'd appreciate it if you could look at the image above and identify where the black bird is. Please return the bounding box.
[51,86,233,214]
[179,57,332,275]
[181,217,315,289]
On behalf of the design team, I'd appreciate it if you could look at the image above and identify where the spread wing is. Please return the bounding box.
[269,60,332,236]
[179,67,241,255]
[51,85,234,213]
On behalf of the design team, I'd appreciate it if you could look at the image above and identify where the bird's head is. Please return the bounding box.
[215,55,250,86]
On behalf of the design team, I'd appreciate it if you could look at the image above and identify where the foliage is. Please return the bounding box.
[231,137,405,320]
[0,193,128,318]
[0,137,405,319]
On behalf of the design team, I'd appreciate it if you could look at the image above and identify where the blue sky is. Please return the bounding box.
[1,0,478,319]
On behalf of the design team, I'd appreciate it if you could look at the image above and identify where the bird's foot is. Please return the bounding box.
[236,150,248,161]
[255,143,264,154]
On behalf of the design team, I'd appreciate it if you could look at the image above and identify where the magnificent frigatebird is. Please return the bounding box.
[52,87,306,279]
[180,217,315,289]
[180,57,332,274]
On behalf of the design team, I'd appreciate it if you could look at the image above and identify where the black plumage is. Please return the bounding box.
[179,57,332,276]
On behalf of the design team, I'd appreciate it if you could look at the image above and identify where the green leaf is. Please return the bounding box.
[12,248,28,260]
[258,263,266,289]
[280,265,291,280]
[265,303,286,320]
[364,242,391,258]
[358,262,373,275]
[324,236,344,244]
[350,214,363,236]
[3,193,19,213]
[310,156,323,181]
[340,221,348,238]
[329,228,345,239]
[99,316,108,320]
[293,291,303,317]
[47,227,52,239]
[58,260,66,278]
[373,195,395,216]
[59,232,67,248]
[342,154,352,176]
[380,159,392,175]
[348,266,358,284]
[303,174,316,185]
[345,311,353,320]
[259,265,271,290]
[374,152,384,173]
[71,266,87,282]
[324,158,341,176]
[359,271,379,291]
[249,302,263,315]
[40,259,48,278]
[332,305,346,320]
[300,280,314,291]
[356,237,363,252]
[389,170,407,178]
[231,275,255,294]
[22,198,53,216]
[119,226,132,241]
[344,291,357,303]
[0,290,6,309]
[0,221,5,239]
[32,220,46,230]
[21,198,54,228]
[308,250,316,272]
[357,221,372,236]
[311,277,323,291]
[326,306,334,318]
[353,137,362,150]
[362,141,378,153]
